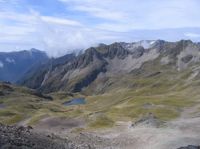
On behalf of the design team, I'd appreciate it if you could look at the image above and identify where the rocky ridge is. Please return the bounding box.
[19,40,200,94]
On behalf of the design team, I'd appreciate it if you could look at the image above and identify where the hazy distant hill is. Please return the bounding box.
[0,49,49,82]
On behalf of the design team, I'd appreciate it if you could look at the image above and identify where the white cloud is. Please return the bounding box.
[5,58,15,63]
[41,16,82,26]
[0,3,132,57]
[184,33,200,38]
[72,6,127,21]
[60,0,128,21]
[60,0,200,30]
[1,0,200,57]
[0,9,90,57]
[28,10,82,26]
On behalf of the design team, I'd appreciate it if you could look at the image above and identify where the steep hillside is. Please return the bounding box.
[0,49,49,82]
[14,39,200,129]
[19,40,200,95]
[0,82,55,125]
[2,39,200,148]
[18,53,75,89]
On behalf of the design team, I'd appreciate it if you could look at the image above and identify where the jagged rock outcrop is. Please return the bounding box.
[18,40,200,94]
[131,113,165,128]
[177,145,200,149]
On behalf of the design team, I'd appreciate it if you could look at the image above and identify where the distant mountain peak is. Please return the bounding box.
[30,48,44,53]
[0,49,49,82]
[19,40,200,94]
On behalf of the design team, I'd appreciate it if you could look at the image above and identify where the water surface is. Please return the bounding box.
[63,98,86,106]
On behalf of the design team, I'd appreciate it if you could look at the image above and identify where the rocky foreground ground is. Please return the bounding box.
[0,124,78,149]
[0,123,200,149]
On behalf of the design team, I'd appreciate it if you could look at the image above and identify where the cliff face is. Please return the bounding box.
[19,40,200,94]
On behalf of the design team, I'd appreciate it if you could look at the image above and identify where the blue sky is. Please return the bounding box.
[1,0,200,56]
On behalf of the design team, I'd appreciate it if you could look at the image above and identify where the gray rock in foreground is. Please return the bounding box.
[177,145,200,149]
[0,124,76,149]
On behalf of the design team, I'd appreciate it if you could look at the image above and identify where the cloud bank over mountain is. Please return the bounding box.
[0,0,200,57]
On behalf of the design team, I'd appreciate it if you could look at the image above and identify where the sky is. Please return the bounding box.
[1,0,200,57]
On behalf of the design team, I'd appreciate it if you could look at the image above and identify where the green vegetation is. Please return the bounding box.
[88,114,114,129]
[0,61,200,129]
[0,110,15,117]
[28,113,48,125]
[86,90,195,124]
[4,114,24,125]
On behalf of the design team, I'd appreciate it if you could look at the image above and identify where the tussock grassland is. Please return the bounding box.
[0,65,199,130]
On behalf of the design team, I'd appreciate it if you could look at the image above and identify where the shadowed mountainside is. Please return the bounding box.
[1,40,200,148]
[0,49,49,82]
[19,40,200,95]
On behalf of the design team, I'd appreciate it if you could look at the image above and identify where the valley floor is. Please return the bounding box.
[1,83,200,148]
[27,105,200,149]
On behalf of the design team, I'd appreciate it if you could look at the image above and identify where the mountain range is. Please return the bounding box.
[0,49,49,82]
[18,40,200,95]
[1,40,200,148]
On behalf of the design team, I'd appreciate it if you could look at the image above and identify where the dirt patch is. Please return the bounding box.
[3,103,200,149]
[35,117,86,134]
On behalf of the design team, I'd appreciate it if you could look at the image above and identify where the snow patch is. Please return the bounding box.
[5,57,15,63]
[140,40,155,49]
[124,40,155,52]
[150,41,156,45]
[0,61,4,68]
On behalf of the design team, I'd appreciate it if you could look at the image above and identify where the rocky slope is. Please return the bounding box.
[178,146,200,149]
[18,53,75,89]
[19,40,200,94]
[1,121,199,149]
[1,40,200,149]
[0,49,49,82]
[0,124,77,149]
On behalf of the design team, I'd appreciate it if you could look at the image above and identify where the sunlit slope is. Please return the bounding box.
[2,40,200,129]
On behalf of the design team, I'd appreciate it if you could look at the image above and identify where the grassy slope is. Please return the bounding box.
[1,59,200,129]
[81,59,200,128]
